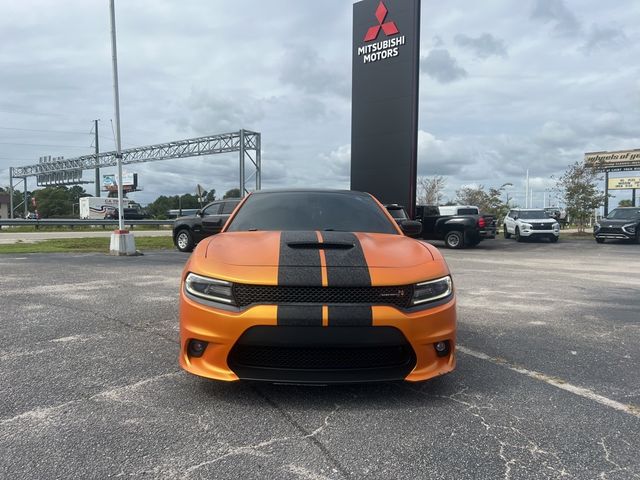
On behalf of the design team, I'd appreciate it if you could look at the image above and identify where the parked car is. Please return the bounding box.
[173,198,241,252]
[594,207,640,244]
[503,209,560,242]
[414,205,496,248]
[179,189,456,384]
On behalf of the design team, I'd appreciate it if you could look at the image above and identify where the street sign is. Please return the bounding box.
[608,177,640,190]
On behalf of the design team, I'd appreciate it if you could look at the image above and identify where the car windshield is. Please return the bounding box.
[607,208,640,220]
[518,210,548,219]
[226,191,398,234]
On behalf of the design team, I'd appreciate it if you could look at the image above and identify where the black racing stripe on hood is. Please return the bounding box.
[321,232,372,326]
[278,231,322,287]
[327,306,372,327]
[320,231,372,287]
[277,305,323,326]
[277,231,323,326]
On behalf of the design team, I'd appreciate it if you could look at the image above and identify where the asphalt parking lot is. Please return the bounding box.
[1,237,639,479]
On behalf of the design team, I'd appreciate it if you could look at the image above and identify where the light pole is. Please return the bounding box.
[108,0,136,255]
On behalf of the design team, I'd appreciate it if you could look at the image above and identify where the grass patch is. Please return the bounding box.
[0,236,174,254]
[0,225,169,233]
[563,231,594,238]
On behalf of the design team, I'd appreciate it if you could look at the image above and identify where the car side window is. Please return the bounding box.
[220,201,239,215]
[202,203,221,215]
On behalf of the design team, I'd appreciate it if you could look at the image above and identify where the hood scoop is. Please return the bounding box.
[286,241,354,250]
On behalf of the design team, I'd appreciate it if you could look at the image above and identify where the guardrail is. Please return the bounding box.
[0,219,174,228]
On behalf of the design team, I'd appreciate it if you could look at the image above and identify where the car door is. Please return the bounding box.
[421,206,440,239]
[201,202,225,236]
[504,211,515,233]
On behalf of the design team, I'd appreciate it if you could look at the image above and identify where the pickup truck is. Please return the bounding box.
[414,205,497,248]
[172,198,241,252]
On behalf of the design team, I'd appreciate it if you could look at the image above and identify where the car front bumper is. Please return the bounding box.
[179,291,457,384]
[519,228,559,238]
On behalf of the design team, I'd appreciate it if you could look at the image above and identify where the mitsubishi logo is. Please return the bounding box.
[364,1,399,42]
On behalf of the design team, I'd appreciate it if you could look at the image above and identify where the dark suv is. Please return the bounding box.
[594,207,640,244]
[173,198,241,252]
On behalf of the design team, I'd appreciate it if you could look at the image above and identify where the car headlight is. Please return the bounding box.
[623,223,636,234]
[185,273,234,304]
[553,222,560,230]
[594,222,600,230]
[521,223,532,229]
[412,276,453,305]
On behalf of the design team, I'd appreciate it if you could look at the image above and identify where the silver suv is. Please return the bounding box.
[503,209,560,243]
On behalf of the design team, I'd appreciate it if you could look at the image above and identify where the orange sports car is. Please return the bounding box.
[179,189,456,383]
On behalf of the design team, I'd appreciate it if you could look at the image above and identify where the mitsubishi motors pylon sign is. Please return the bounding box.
[351,0,420,217]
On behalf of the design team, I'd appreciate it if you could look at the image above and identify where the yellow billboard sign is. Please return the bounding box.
[608,177,640,190]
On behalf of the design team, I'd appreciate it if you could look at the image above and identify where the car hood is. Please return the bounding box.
[519,218,556,223]
[187,231,448,287]
[599,219,637,227]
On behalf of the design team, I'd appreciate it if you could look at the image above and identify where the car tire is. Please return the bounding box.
[503,225,511,239]
[515,227,523,242]
[175,229,195,252]
[550,235,558,243]
[444,231,464,249]
[595,238,605,244]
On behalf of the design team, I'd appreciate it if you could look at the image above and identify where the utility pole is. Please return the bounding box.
[9,167,13,219]
[94,120,100,197]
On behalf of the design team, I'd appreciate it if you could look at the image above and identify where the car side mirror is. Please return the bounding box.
[197,210,204,217]
[400,220,422,236]
[513,215,518,220]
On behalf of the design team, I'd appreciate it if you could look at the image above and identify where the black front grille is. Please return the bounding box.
[229,344,413,370]
[531,223,555,230]
[598,227,622,234]
[232,284,414,308]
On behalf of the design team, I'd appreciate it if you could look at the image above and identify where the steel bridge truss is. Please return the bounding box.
[8,129,261,218]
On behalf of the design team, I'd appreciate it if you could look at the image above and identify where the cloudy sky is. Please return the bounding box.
[1,0,639,207]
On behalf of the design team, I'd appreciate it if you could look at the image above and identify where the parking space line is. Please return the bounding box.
[457,345,640,419]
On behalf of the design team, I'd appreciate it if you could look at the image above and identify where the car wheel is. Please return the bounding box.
[595,238,605,244]
[444,231,464,249]
[503,225,511,239]
[549,235,558,243]
[175,229,195,252]
[515,227,523,242]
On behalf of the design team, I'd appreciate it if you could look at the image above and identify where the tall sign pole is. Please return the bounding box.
[109,0,124,232]
[351,0,421,218]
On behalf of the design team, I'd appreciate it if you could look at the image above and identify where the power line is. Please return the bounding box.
[0,126,88,135]
[0,142,90,148]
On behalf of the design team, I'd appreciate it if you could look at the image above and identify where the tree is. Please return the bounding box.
[203,188,216,203]
[555,162,607,232]
[455,183,511,219]
[618,199,634,207]
[417,176,446,205]
[146,195,174,219]
[33,187,73,218]
[224,188,241,199]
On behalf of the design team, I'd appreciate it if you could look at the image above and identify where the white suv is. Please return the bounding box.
[503,209,560,243]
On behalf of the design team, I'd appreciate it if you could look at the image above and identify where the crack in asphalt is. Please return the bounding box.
[250,385,349,479]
